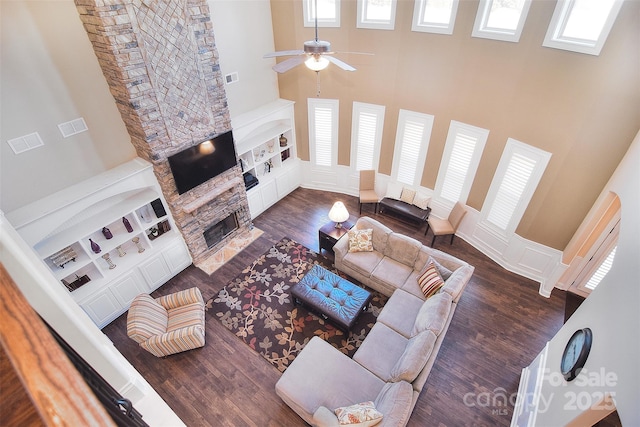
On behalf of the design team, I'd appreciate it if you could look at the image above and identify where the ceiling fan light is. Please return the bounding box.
[305,55,329,71]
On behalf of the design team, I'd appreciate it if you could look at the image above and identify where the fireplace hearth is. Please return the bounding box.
[204,213,239,249]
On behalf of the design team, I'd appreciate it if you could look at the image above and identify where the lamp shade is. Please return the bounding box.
[328,201,349,224]
[305,55,329,71]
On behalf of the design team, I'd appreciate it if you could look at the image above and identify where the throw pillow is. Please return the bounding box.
[417,260,445,298]
[348,229,374,252]
[334,401,383,426]
[400,187,416,204]
[427,256,453,281]
[412,191,430,210]
[385,182,403,200]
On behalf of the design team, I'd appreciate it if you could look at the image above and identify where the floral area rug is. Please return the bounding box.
[205,237,387,372]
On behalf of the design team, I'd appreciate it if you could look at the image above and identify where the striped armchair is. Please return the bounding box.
[127,287,205,357]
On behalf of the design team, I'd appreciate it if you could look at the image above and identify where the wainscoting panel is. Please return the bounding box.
[299,168,565,296]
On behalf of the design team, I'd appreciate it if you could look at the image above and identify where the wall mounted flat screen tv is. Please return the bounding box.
[168,130,237,195]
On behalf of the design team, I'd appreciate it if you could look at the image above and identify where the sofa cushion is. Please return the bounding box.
[376,289,424,338]
[353,323,408,382]
[370,257,414,294]
[276,337,386,426]
[127,294,168,343]
[417,261,445,298]
[390,330,437,382]
[348,228,374,252]
[334,401,383,426]
[383,233,421,268]
[411,292,452,337]
[342,250,385,281]
[374,382,414,427]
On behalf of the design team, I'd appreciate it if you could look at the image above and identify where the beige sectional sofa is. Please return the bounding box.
[275,217,474,426]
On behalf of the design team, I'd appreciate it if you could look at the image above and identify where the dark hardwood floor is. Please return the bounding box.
[103,188,566,426]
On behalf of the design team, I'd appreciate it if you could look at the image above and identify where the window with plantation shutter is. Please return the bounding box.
[481,138,551,236]
[435,121,488,204]
[585,246,617,291]
[351,102,385,171]
[391,110,434,187]
[308,98,339,168]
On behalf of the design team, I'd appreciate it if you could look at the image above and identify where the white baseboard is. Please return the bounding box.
[299,162,564,296]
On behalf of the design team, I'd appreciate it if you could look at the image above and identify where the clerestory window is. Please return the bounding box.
[412,0,459,35]
[472,0,532,43]
[543,0,624,56]
[303,0,340,28]
[357,0,397,30]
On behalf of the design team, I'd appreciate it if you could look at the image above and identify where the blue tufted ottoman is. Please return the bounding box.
[292,265,372,331]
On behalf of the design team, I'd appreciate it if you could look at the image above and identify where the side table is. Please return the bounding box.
[318,220,354,253]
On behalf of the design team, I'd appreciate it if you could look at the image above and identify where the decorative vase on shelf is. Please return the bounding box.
[102,227,113,239]
[123,216,133,233]
[139,204,153,223]
[89,238,101,254]
[279,134,287,147]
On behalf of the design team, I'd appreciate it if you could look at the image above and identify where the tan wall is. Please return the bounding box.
[0,1,136,213]
[271,0,640,251]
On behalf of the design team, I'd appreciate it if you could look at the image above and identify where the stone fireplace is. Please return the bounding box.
[75,0,251,265]
[204,213,239,249]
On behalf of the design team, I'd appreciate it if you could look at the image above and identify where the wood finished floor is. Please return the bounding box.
[103,188,566,427]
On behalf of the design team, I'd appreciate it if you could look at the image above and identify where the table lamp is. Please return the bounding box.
[328,201,349,228]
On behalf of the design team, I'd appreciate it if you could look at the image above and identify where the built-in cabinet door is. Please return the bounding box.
[261,180,278,209]
[138,253,171,291]
[246,188,264,218]
[163,240,191,273]
[81,290,121,328]
[110,270,147,308]
[276,166,300,199]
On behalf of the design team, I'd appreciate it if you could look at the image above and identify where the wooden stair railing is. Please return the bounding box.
[0,263,115,426]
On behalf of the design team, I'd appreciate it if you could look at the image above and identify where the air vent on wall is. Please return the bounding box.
[58,118,88,138]
[7,132,44,154]
[225,72,239,85]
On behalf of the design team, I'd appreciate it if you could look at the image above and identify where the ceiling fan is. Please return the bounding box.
[263,0,368,74]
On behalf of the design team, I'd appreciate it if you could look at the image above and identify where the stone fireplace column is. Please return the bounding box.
[74,0,251,264]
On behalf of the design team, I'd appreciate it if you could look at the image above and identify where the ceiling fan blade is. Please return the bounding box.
[334,51,374,56]
[272,56,306,73]
[326,56,356,72]
[263,50,305,58]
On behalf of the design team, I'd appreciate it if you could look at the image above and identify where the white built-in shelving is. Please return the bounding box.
[7,158,192,328]
[233,99,300,218]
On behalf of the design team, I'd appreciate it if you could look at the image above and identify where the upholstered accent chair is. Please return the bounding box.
[127,287,205,357]
[425,202,467,247]
[359,170,381,214]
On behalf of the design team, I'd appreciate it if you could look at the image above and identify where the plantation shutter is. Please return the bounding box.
[440,133,477,202]
[355,111,378,171]
[314,106,333,167]
[486,152,536,230]
[396,119,424,185]
[585,246,617,291]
